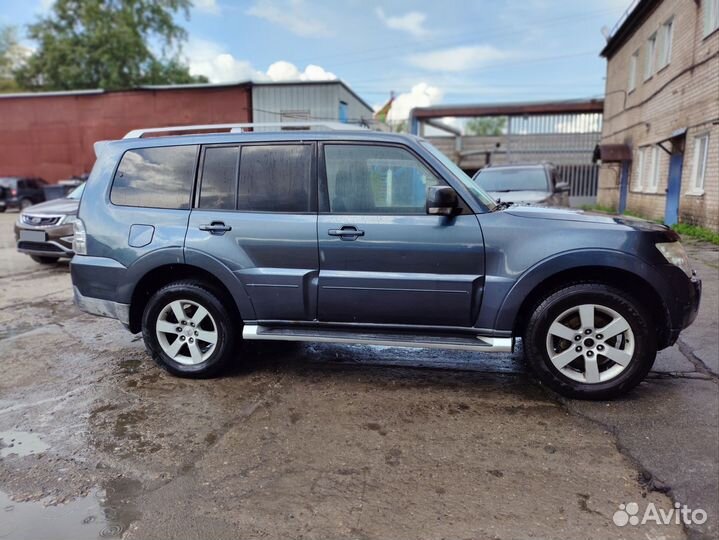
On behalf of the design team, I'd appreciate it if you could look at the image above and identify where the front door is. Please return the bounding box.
[317,143,485,327]
[664,149,684,226]
[185,143,319,321]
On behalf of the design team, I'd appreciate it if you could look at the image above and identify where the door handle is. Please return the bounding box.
[328,225,365,240]
[199,221,232,235]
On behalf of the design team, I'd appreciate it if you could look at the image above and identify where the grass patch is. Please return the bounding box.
[672,223,719,245]
[580,204,616,214]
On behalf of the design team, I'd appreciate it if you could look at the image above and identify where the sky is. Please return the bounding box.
[1,0,633,123]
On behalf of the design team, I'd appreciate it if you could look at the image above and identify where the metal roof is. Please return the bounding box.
[600,0,660,58]
[411,99,604,119]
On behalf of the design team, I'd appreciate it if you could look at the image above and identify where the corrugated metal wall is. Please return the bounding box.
[252,83,373,125]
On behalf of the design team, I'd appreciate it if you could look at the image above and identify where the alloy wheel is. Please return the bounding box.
[155,299,218,365]
[545,303,635,384]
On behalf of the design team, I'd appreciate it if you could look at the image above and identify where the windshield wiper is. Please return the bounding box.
[491,199,514,211]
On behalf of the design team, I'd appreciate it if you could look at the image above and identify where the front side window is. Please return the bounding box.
[111,145,197,209]
[690,134,709,193]
[238,145,312,212]
[199,146,239,210]
[324,144,443,214]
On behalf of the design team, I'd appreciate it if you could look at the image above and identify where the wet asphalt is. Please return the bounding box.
[0,212,717,540]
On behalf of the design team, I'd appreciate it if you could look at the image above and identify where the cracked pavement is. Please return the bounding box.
[0,212,716,540]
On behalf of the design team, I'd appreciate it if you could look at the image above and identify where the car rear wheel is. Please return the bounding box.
[142,280,237,377]
[523,283,656,400]
[20,198,33,210]
[31,255,59,264]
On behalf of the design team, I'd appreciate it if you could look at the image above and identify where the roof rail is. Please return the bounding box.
[123,121,368,139]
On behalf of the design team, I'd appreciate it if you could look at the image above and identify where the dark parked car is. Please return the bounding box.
[70,123,701,399]
[14,183,85,264]
[473,163,570,206]
[0,177,48,211]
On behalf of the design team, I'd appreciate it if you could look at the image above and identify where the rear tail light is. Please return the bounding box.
[73,218,87,255]
[10,189,17,197]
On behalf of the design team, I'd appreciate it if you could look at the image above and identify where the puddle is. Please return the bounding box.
[0,479,140,539]
[0,431,50,458]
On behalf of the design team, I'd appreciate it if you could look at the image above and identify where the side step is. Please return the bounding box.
[242,324,513,352]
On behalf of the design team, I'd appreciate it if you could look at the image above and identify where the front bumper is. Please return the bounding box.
[73,286,130,326]
[15,222,75,258]
[664,267,702,345]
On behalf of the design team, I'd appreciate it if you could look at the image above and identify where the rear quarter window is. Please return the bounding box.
[111,145,198,209]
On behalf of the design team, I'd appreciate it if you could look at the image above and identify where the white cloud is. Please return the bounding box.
[193,0,220,15]
[408,45,511,72]
[386,82,442,123]
[246,0,332,38]
[375,7,428,37]
[186,38,337,84]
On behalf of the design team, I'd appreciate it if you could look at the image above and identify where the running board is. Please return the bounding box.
[242,324,513,352]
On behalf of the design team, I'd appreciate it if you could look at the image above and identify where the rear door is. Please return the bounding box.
[317,142,485,327]
[184,142,319,321]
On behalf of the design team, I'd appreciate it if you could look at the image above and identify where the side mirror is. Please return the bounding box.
[426,186,459,216]
[555,181,570,193]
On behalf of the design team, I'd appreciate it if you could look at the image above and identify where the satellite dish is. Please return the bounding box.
[601,25,611,41]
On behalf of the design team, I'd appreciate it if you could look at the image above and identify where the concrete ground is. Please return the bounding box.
[0,211,716,540]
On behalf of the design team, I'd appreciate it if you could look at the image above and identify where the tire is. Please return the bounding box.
[141,280,237,378]
[0,206,6,213]
[31,255,59,264]
[523,283,656,400]
[20,198,33,210]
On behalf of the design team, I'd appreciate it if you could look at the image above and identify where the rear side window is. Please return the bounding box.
[237,145,312,212]
[199,146,239,210]
[111,146,197,209]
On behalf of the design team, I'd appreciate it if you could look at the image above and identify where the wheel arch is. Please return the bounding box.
[127,261,253,333]
[496,250,673,349]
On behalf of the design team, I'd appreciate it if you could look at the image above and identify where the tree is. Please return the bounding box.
[465,116,507,136]
[15,0,207,91]
[0,25,24,92]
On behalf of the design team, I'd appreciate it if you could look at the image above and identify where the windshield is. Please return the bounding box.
[0,178,18,188]
[475,168,549,192]
[66,183,86,200]
[420,141,497,211]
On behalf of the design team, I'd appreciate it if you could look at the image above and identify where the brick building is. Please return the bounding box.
[0,80,373,184]
[597,0,719,231]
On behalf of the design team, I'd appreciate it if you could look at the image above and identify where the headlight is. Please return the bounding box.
[656,242,692,277]
[61,214,77,225]
[72,218,87,255]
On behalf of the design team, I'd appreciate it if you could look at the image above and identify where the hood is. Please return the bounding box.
[21,197,79,216]
[487,190,550,204]
[504,205,673,233]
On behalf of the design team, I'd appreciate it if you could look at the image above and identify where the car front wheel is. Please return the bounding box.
[142,280,237,377]
[523,283,657,400]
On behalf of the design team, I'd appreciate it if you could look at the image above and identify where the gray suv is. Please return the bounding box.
[70,123,701,399]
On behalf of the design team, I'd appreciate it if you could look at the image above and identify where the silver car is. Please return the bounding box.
[473,163,570,206]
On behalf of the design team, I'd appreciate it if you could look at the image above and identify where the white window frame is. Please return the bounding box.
[628,49,639,91]
[644,33,657,80]
[646,146,661,192]
[689,133,710,195]
[704,0,719,37]
[657,18,674,69]
[634,147,646,191]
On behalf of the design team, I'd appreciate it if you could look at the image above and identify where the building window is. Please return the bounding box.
[647,146,661,192]
[628,49,639,91]
[644,33,657,80]
[339,100,348,123]
[634,147,645,191]
[657,18,674,69]
[689,134,709,194]
[704,0,719,37]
